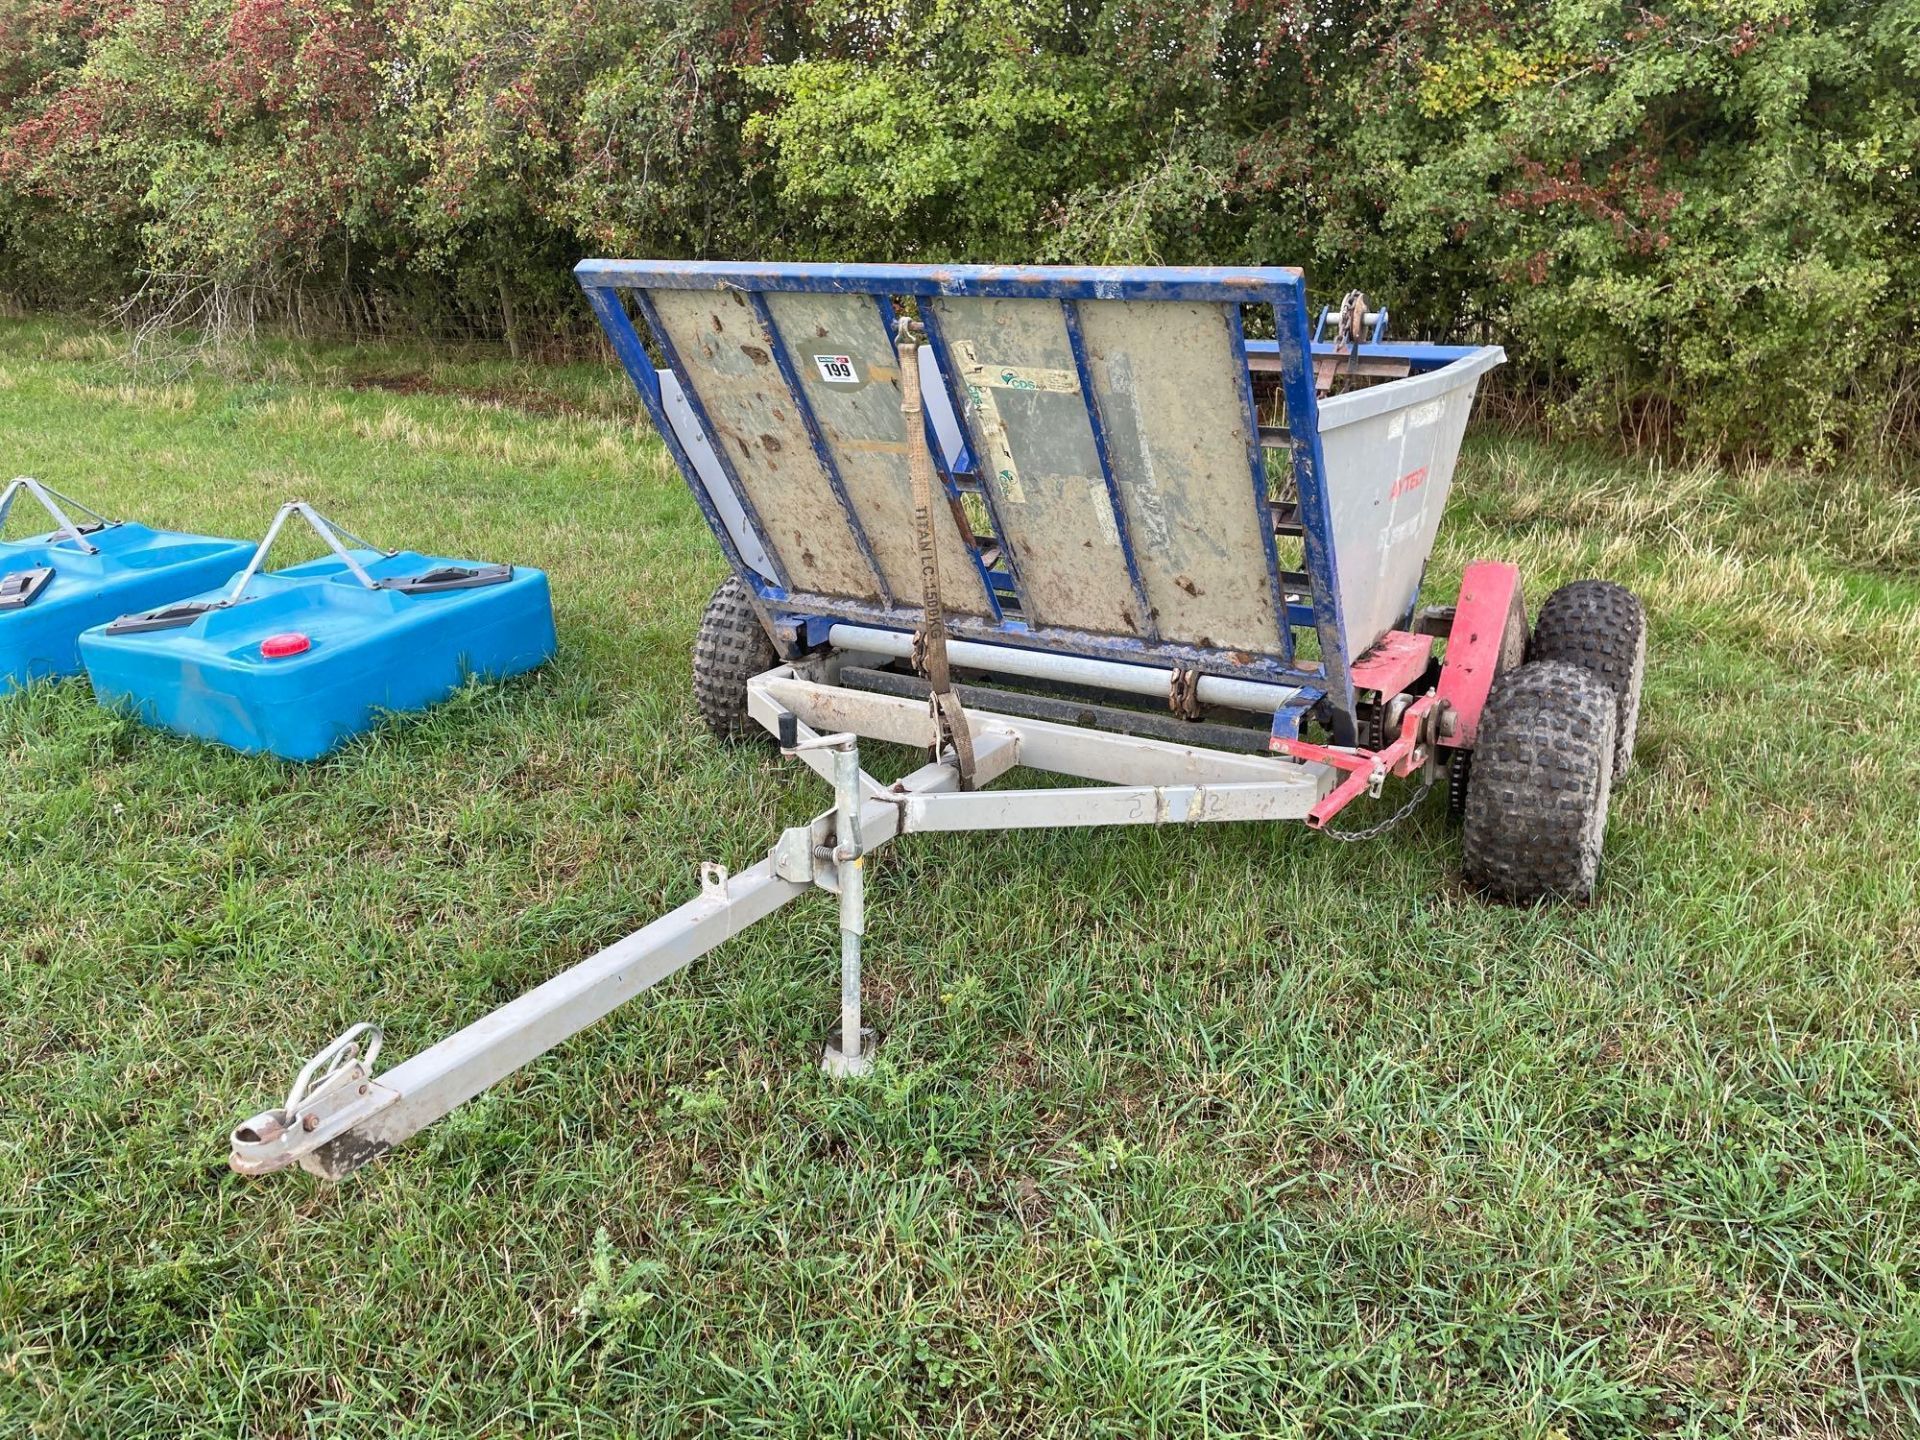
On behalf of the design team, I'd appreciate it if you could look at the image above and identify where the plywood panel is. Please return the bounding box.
[646,287,879,600]
[763,292,992,616]
[1076,300,1282,655]
[929,296,1143,636]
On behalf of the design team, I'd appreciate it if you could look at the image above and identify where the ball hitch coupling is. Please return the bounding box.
[229,1023,388,1176]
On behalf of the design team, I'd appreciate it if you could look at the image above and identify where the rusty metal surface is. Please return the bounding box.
[1347,629,1434,697]
[764,292,992,615]
[646,287,881,600]
[1076,300,1283,654]
[928,296,1142,635]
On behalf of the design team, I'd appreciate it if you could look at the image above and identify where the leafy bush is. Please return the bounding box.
[1,0,1914,459]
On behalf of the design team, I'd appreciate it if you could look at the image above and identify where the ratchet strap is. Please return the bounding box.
[895,318,976,790]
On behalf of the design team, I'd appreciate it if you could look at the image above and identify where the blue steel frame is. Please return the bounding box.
[576,260,1361,734]
[1311,304,1390,346]
[1249,338,1483,371]
[1226,301,1300,671]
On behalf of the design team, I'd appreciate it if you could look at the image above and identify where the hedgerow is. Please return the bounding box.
[1,0,1914,460]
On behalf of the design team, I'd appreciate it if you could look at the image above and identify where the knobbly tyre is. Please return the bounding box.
[228,263,1647,1182]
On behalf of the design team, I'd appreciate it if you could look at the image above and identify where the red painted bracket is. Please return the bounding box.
[1433,561,1527,750]
[1270,563,1526,828]
[1348,629,1434,698]
[1275,694,1435,829]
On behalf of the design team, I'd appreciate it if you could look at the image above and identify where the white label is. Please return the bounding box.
[813,353,859,385]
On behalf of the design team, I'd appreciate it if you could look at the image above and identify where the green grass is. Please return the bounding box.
[2,315,1919,1438]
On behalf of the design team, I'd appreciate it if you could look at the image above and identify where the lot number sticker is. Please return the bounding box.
[812,353,860,385]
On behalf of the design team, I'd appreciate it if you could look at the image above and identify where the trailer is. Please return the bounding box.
[228,262,1646,1181]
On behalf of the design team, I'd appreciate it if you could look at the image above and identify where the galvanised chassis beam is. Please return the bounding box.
[227,670,1334,1181]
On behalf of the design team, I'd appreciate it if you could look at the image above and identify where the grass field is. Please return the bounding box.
[2,315,1919,1438]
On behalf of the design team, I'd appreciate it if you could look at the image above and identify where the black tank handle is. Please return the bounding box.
[376,563,513,595]
[102,599,240,635]
[0,565,55,611]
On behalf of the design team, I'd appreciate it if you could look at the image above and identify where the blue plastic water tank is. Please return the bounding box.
[79,549,558,760]
[1,522,256,692]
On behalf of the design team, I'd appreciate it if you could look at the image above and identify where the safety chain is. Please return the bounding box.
[1319,769,1437,843]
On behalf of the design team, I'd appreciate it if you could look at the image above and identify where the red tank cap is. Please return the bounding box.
[260,632,312,659]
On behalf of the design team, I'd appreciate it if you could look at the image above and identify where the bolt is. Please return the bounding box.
[301,1113,319,1133]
